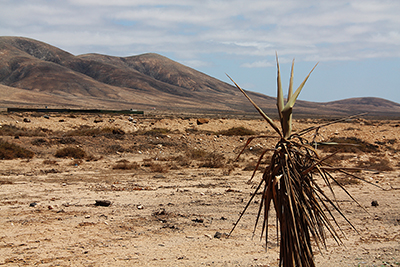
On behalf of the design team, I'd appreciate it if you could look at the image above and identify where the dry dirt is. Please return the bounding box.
[0,112,399,267]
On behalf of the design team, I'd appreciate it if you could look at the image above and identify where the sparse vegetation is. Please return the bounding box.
[43,159,58,165]
[142,128,170,137]
[199,152,225,168]
[148,162,169,173]
[55,147,86,159]
[113,159,139,170]
[66,125,125,138]
[31,138,49,146]
[186,148,208,160]
[0,140,34,159]
[216,126,256,136]
[0,124,51,137]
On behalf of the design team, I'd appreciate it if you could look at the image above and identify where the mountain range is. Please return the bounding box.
[1,36,400,118]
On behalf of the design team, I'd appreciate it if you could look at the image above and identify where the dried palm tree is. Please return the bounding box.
[227,54,375,267]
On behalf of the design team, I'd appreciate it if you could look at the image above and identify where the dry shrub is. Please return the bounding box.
[142,128,170,137]
[106,144,127,154]
[199,152,225,168]
[55,147,86,159]
[0,140,34,159]
[31,138,49,146]
[173,155,192,167]
[113,159,139,170]
[67,125,125,138]
[55,137,77,144]
[185,149,225,168]
[43,159,58,165]
[216,126,256,136]
[186,148,208,159]
[148,162,169,173]
[0,125,50,137]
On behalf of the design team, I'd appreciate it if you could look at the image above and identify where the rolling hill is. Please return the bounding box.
[1,36,399,118]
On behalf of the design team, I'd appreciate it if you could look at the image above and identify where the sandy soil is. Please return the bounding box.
[0,112,399,266]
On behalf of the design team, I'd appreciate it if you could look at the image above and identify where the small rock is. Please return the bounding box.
[43,115,50,119]
[29,202,37,207]
[192,218,204,223]
[23,118,31,123]
[214,232,222,238]
[137,205,144,210]
[196,118,209,125]
[95,200,112,207]
[205,234,213,239]
[153,174,166,179]
[214,231,228,239]
[371,200,379,207]
[94,119,103,123]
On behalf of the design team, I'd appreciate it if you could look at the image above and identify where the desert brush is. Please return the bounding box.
[227,54,378,267]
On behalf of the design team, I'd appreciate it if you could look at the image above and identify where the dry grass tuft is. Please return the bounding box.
[148,162,169,173]
[66,125,125,139]
[216,126,256,136]
[55,147,86,159]
[113,159,140,170]
[0,140,34,159]
[0,125,51,137]
[199,152,225,168]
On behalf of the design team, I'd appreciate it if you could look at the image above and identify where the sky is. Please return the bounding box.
[1,0,400,103]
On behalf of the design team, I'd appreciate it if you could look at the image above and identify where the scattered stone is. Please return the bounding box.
[94,119,103,123]
[153,174,166,179]
[95,200,112,207]
[192,218,204,223]
[371,200,379,207]
[29,202,37,207]
[137,205,144,210]
[204,234,213,239]
[23,118,31,123]
[43,115,50,119]
[214,231,229,239]
[196,118,209,125]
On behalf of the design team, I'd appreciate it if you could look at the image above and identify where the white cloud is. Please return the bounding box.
[241,60,274,68]
[1,0,400,62]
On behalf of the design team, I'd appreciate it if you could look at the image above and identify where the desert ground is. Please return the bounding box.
[0,111,399,266]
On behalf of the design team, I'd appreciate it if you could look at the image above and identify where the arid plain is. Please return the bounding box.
[0,112,399,267]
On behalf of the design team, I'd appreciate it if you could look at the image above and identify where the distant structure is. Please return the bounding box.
[7,108,144,115]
